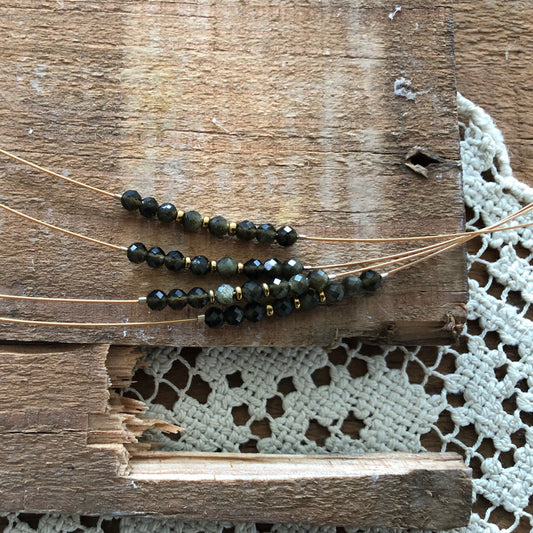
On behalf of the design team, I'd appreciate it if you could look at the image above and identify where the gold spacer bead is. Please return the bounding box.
[228,222,237,236]
[209,290,215,304]
[211,260,217,272]
[202,216,210,229]
[262,283,270,298]
[266,305,274,317]
[294,298,301,310]
[238,262,244,274]
[235,287,243,301]
[177,210,185,222]
[318,291,326,303]
[185,257,191,269]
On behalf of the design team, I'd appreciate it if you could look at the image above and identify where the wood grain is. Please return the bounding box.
[0,0,466,346]
[0,344,472,528]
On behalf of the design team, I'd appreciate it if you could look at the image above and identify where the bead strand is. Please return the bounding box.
[120,190,298,246]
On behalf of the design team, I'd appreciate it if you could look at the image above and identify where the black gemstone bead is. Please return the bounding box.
[182,210,203,232]
[224,305,244,326]
[167,288,188,310]
[235,220,256,241]
[282,258,303,279]
[308,269,330,291]
[360,270,382,291]
[157,202,177,223]
[146,247,166,268]
[324,282,345,303]
[217,256,238,278]
[276,225,298,246]
[243,302,266,323]
[127,242,147,264]
[165,250,186,272]
[243,258,264,279]
[208,215,229,237]
[190,255,210,275]
[139,197,159,218]
[121,190,142,211]
[214,284,235,306]
[242,280,263,302]
[300,289,320,311]
[256,223,277,244]
[263,258,283,279]
[187,287,210,308]
[273,297,293,317]
[269,278,290,299]
[289,273,309,296]
[343,275,363,295]
[146,289,167,311]
[205,307,225,328]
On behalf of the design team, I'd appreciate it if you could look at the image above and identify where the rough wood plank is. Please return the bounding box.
[0,344,472,528]
[455,1,533,188]
[0,1,465,346]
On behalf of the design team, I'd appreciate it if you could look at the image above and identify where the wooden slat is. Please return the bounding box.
[0,344,472,528]
[0,0,465,346]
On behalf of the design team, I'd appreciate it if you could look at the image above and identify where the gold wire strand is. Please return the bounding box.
[0,294,139,304]
[0,316,199,327]
[0,203,126,252]
[0,148,117,198]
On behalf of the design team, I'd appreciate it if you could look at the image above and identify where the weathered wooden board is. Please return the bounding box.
[0,344,472,528]
[0,0,466,346]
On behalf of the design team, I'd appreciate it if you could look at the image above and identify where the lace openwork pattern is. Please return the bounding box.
[2,94,532,533]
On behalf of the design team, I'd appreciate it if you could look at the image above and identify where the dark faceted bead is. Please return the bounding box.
[167,288,188,310]
[243,302,266,323]
[269,278,290,299]
[243,258,264,279]
[256,223,277,244]
[190,255,210,275]
[146,247,166,268]
[360,270,382,291]
[121,190,142,211]
[324,282,345,304]
[276,225,298,247]
[146,289,167,311]
[224,305,244,326]
[235,220,256,241]
[263,258,283,279]
[205,307,225,328]
[308,269,330,291]
[273,297,293,317]
[157,202,177,223]
[187,287,210,308]
[182,210,203,232]
[208,215,229,237]
[165,250,186,272]
[300,289,320,311]
[139,197,159,218]
[282,258,303,279]
[289,273,310,296]
[343,275,363,295]
[127,242,147,264]
[217,256,238,278]
[242,280,263,302]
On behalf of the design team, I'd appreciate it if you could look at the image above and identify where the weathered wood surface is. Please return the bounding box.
[455,1,533,189]
[0,344,472,528]
[0,0,466,346]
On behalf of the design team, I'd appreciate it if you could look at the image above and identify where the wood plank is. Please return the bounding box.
[0,344,472,528]
[0,1,465,346]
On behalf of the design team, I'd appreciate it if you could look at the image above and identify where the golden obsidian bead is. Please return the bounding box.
[256,223,277,244]
[139,197,159,218]
[243,259,264,279]
[157,202,178,223]
[187,287,210,308]
[208,215,230,237]
[146,289,167,311]
[127,242,148,264]
[205,307,225,328]
[360,270,382,291]
[272,297,293,317]
[146,247,166,268]
[217,256,238,278]
[235,220,256,241]
[282,258,303,279]
[276,225,298,246]
[263,258,283,278]
[164,250,186,271]
[121,190,142,211]
[167,288,188,310]
[190,255,210,275]
[308,269,330,291]
[182,210,203,232]
[243,302,266,322]
[224,305,244,326]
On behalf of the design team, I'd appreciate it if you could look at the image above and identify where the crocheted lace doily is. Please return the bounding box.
[3,94,532,533]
